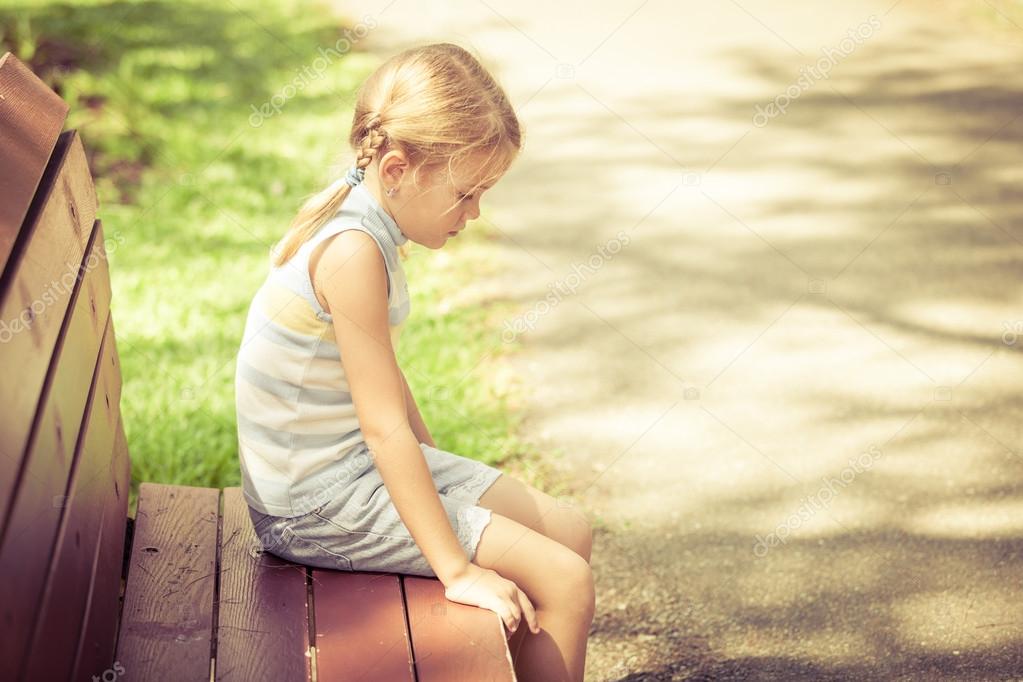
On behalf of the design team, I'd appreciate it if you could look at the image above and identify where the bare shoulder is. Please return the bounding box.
[309,228,386,315]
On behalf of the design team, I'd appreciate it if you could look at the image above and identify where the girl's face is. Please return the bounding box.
[371,150,507,250]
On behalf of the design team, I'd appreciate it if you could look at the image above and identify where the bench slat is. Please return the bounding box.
[312,571,415,681]
[0,51,69,274]
[71,414,131,681]
[20,316,124,680]
[404,576,517,681]
[216,487,311,682]
[0,218,112,678]
[117,483,220,681]
[0,129,98,513]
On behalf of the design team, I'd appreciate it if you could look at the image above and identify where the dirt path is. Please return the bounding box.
[346,1,1023,678]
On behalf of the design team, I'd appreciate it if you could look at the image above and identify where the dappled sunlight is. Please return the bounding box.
[387,0,1023,677]
[7,0,1018,676]
[892,297,1022,342]
[906,499,1023,539]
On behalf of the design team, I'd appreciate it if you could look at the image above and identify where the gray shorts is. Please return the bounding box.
[247,442,503,577]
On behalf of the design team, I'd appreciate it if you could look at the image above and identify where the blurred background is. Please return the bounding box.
[3,1,1022,679]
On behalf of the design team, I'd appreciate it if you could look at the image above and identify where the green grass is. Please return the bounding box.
[2,0,531,515]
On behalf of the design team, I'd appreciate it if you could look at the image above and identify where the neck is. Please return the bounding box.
[361,173,398,223]
[354,175,409,247]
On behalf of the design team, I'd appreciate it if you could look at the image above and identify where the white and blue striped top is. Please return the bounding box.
[235,181,411,517]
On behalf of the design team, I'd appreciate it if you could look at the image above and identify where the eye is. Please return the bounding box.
[459,192,475,202]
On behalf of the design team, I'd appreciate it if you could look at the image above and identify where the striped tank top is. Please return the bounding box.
[234,181,411,517]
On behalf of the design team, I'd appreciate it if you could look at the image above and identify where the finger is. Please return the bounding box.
[509,600,524,633]
[510,601,522,626]
[517,589,539,634]
[499,606,518,633]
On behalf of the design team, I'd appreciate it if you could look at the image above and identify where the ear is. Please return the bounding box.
[378,150,409,187]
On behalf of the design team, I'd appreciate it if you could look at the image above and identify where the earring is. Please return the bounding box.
[386,186,397,197]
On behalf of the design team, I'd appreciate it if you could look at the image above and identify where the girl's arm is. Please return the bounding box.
[314,229,470,585]
[400,368,436,448]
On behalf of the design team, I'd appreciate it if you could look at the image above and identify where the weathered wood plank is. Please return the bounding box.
[0,51,69,274]
[116,483,219,681]
[404,576,516,682]
[0,129,98,510]
[0,217,110,679]
[71,413,131,681]
[20,315,123,680]
[216,487,311,682]
[312,570,415,681]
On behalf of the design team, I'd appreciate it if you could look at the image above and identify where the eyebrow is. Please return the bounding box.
[459,182,493,193]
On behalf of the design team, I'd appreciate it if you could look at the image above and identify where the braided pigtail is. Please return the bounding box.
[354,114,387,170]
[271,113,391,267]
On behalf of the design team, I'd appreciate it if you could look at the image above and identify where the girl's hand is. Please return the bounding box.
[443,563,540,636]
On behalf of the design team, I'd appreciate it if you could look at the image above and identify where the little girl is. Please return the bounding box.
[234,43,594,680]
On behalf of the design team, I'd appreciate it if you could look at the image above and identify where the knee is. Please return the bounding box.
[546,506,593,564]
[548,551,596,620]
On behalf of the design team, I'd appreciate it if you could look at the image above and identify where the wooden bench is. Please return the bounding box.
[0,51,516,682]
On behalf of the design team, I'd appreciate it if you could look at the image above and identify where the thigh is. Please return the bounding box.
[477,474,592,561]
[472,510,593,611]
[299,481,496,578]
[248,446,505,576]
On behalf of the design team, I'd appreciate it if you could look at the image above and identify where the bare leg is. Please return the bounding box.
[473,511,595,682]
[478,474,595,673]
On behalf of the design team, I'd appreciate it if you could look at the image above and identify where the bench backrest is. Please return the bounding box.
[0,51,131,681]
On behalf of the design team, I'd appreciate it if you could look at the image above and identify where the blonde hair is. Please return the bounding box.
[271,42,523,268]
